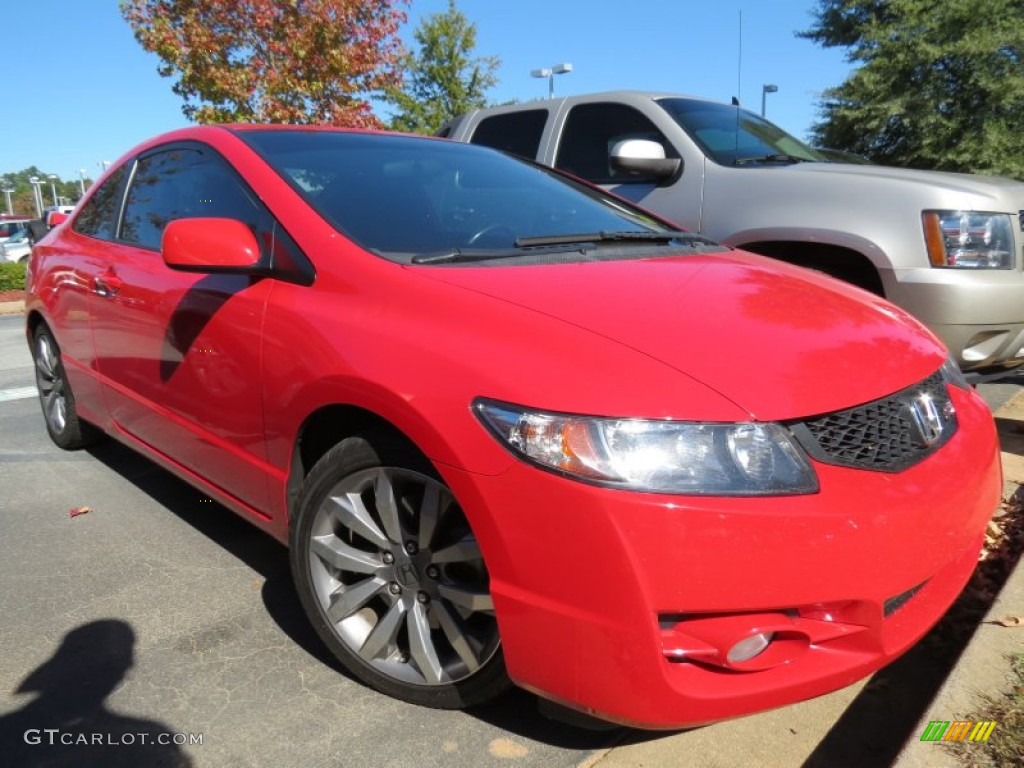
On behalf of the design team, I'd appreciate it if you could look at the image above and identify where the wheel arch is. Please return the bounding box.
[25,308,46,341]
[723,228,891,297]
[286,404,427,520]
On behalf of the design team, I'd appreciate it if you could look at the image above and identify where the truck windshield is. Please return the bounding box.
[658,98,828,167]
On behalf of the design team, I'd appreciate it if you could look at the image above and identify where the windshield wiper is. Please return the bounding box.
[514,230,692,248]
[411,230,709,265]
[733,154,809,166]
[411,248,518,265]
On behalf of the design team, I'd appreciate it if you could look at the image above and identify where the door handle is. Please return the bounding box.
[93,273,123,298]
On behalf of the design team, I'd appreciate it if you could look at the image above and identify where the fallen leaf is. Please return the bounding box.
[69,506,92,518]
[997,615,1023,627]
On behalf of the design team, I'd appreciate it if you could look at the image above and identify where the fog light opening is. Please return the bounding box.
[727,632,774,664]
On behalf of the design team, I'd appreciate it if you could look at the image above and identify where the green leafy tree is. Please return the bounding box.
[386,0,499,134]
[1,169,87,217]
[803,0,1024,177]
[121,0,409,127]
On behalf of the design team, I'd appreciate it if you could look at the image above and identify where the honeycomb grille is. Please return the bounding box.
[789,371,956,473]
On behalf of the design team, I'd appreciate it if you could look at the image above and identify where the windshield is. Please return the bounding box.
[659,98,828,167]
[238,131,715,263]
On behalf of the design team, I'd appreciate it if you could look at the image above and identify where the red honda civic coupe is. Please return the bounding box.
[26,126,1000,728]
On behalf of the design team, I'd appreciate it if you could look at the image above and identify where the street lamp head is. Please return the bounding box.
[29,176,39,184]
[47,174,57,180]
[763,84,778,94]
[532,62,573,99]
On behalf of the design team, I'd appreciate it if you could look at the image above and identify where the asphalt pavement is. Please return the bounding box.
[0,310,1020,768]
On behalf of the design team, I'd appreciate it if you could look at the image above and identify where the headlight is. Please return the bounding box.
[922,210,1014,268]
[940,355,971,390]
[474,400,818,495]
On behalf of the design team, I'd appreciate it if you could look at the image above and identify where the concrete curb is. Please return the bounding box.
[0,300,24,316]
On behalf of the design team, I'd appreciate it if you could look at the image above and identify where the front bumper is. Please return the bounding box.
[886,266,1024,369]
[442,383,1001,728]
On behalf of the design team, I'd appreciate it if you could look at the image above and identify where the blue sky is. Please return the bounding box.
[7,1,851,183]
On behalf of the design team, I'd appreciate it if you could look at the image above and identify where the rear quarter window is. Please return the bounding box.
[469,110,548,160]
[72,165,128,241]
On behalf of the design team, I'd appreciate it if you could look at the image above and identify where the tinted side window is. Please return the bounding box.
[469,110,547,160]
[555,103,675,184]
[72,165,128,241]
[120,147,261,250]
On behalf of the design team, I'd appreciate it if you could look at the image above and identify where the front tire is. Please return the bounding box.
[290,435,509,708]
[32,324,100,450]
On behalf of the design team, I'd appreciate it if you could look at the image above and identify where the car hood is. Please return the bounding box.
[413,250,946,421]
[785,161,1024,201]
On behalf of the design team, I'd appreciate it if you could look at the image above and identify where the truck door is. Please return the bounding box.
[550,101,704,233]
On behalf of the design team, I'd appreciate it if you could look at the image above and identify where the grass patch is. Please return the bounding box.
[946,651,1024,766]
[0,261,27,291]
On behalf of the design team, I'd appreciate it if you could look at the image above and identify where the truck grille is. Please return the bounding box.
[788,370,956,472]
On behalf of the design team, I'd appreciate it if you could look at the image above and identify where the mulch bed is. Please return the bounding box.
[0,290,25,303]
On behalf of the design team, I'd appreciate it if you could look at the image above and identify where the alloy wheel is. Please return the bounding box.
[307,467,500,686]
[34,333,67,435]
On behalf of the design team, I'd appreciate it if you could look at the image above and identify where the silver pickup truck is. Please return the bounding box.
[443,90,1024,371]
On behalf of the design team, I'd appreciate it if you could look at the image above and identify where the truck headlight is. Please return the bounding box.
[474,399,818,495]
[923,210,1014,269]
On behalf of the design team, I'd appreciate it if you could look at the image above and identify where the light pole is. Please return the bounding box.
[78,168,88,197]
[98,160,111,174]
[2,188,13,215]
[28,177,44,218]
[761,84,778,117]
[47,174,59,207]
[531,62,572,99]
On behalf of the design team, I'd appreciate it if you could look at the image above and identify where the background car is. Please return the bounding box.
[25,125,1001,729]
[0,218,31,244]
[0,232,32,262]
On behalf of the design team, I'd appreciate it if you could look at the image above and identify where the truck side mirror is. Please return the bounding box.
[610,139,681,182]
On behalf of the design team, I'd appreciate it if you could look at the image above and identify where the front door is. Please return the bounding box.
[90,143,275,514]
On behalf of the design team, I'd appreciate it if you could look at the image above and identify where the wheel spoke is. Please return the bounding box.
[44,390,65,432]
[327,493,389,549]
[325,577,385,623]
[435,601,481,672]
[35,354,54,381]
[417,483,441,549]
[407,602,444,684]
[432,537,481,564]
[311,535,381,575]
[38,338,56,377]
[438,584,494,613]
[357,601,405,661]
[373,470,403,544]
[52,397,66,432]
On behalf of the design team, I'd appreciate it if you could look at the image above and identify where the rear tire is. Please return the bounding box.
[31,324,101,450]
[290,435,510,708]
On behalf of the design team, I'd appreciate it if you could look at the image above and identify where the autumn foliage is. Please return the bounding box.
[121,0,409,127]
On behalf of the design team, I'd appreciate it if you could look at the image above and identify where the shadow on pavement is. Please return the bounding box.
[84,439,630,751]
[0,620,192,767]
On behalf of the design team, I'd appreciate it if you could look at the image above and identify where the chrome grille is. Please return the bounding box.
[789,370,957,472]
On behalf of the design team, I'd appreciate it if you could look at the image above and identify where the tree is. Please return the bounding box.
[802,0,1024,177]
[385,0,498,134]
[121,0,408,127]
[1,169,87,217]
